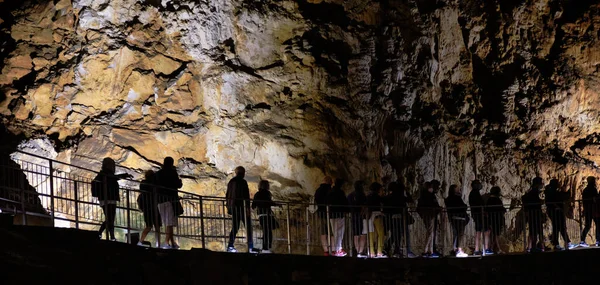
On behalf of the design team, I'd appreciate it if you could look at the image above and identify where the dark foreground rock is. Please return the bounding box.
[0,225,592,284]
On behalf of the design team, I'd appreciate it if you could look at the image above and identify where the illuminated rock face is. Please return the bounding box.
[1,0,600,201]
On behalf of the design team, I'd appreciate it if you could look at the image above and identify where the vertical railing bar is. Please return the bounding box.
[49,160,55,227]
[126,188,131,243]
[199,196,206,248]
[306,206,310,255]
[222,200,227,250]
[74,180,79,229]
[522,206,527,252]
[286,202,292,254]
[326,205,331,254]
[20,188,27,225]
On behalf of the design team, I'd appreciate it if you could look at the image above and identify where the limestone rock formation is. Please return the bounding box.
[1,0,600,204]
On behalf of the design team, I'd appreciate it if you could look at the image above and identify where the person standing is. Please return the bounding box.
[314,176,333,255]
[486,186,506,254]
[367,182,386,258]
[545,179,575,250]
[252,180,277,253]
[93,157,132,241]
[417,180,442,258]
[347,181,367,257]
[469,180,489,255]
[156,157,182,249]
[579,176,599,247]
[137,170,161,247]
[445,184,469,257]
[328,178,348,257]
[225,166,258,253]
[522,177,545,252]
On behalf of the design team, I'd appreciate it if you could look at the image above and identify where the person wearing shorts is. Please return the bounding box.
[156,157,182,249]
[469,180,490,255]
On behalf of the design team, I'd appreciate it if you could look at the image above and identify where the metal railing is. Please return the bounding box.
[0,150,598,257]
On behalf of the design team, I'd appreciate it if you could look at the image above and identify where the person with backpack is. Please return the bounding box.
[328,178,349,257]
[347,181,368,257]
[225,166,258,253]
[156,157,182,249]
[579,176,599,247]
[445,184,469,257]
[137,170,161,247]
[545,179,575,250]
[314,176,333,255]
[92,157,132,241]
[252,180,278,253]
[522,177,545,252]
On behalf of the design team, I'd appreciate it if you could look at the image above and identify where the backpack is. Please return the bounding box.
[308,195,317,214]
[137,192,148,212]
[91,177,101,198]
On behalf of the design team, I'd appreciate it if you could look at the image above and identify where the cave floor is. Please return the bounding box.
[1,225,597,285]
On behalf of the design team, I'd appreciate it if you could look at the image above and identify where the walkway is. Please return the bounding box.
[1,150,597,257]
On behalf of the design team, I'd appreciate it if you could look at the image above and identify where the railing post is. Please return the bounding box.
[20,188,27,225]
[74,180,79,229]
[48,160,55,227]
[153,186,160,247]
[286,202,292,254]
[126,187,131,243]
[481,206,485,256]
[222,200,227,250]
[578,200,583,242]
[244,199,250,252]
[522,206,527,252]
[403,207,408,257]
[199,196,206,249]
[366,209,370,257]
[326,205,331,254]
[306,206,310,255]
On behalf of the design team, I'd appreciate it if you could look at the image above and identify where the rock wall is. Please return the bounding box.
[1,0,600,200]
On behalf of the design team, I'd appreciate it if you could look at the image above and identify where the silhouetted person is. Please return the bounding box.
[226,166,257,252]
[579,176,599,247]
[0,154,46,214]
[384,181,415,258]
[348,180,367,257]
[137,170,161,247]
[522,177,545,252]
[367,182,386,258]
[445,184,468,257]
[486,186,506,254]
[328,178,348,257]
[545,179,574,250]
[469,180,489,255]
[156,157,182,249]
[417,180,442,258]
[252,180,277,253]
[93,157,131,241]
[314,176,333,255]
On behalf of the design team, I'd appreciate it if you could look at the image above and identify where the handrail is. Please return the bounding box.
[2,150,599,256]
